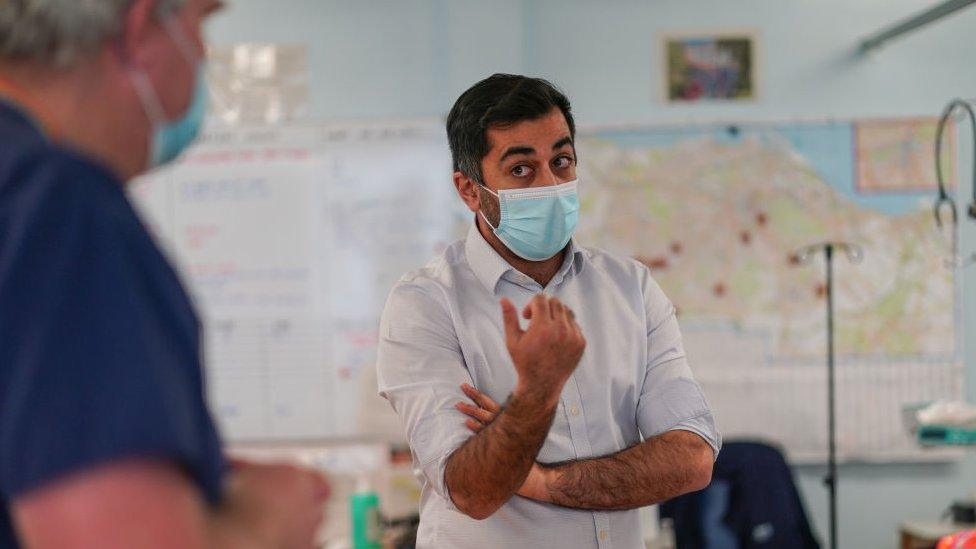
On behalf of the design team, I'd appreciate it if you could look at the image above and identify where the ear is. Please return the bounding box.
[117,0,166,69]
[454,171,482,214]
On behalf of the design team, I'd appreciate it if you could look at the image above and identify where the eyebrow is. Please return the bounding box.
[499,146,536,163]
[498,136,575,164]
[553,136,574,151]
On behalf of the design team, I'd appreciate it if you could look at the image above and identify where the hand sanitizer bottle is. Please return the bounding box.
[350,475,381,549]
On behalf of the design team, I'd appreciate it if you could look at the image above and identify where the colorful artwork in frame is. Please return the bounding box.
[663,31,758,103]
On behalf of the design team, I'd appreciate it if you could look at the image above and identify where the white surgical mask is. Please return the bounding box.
[480,180,580,261]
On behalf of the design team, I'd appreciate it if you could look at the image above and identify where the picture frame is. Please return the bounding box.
[660,30,760,103]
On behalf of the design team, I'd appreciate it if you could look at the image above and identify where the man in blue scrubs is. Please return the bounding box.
[0,1,329,547]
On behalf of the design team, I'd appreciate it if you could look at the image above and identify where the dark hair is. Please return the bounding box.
[446,73,575,185]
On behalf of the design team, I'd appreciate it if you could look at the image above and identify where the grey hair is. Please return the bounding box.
[0,0,187,67]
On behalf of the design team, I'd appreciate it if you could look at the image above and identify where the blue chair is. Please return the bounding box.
[661,440,820,549]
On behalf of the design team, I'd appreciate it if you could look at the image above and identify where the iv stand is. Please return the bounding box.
[794,241,863,549]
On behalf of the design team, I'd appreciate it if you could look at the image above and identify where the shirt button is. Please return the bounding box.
[599,529,608,541]
[569,406,580,416]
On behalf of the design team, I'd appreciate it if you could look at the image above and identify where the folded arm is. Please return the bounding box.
[460,387,714,511]
[526,430,713,510]
[444,384,558,519]
[454,264,721,512]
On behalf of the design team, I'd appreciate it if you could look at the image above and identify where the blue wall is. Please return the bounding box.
[210,2,976,547]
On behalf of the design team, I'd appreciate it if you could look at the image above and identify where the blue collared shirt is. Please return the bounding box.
[0,100,226,548]
[377,223,720,549]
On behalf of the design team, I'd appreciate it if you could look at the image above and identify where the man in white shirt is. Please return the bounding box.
[377,73,720,548]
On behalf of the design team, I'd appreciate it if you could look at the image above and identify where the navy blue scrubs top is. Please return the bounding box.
[0,100,225,547]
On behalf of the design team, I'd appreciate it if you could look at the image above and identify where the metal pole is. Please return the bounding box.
[859,0,976,53]
[824,244,838,549]
[794,241,861,549]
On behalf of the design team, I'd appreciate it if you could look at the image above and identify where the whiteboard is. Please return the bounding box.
[130,120,467,442]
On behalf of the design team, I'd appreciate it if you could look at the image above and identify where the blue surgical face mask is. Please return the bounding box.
[129,16,207,169]
[479,180,580,261]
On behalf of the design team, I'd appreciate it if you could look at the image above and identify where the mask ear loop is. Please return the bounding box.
[161,15,202,64]
[129,69,167,130]
[162,14,216,113]
[477,182,499,198]
[478,210,498,231]
[125,13,198,129]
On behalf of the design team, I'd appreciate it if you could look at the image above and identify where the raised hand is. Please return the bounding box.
[500,295,586,405]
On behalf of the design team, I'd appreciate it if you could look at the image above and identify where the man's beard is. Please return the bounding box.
[478,184,502,227]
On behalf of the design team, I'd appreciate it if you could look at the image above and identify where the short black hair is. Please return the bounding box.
[446,73,575,185]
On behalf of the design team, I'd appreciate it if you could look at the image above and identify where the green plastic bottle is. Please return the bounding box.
[350,476,381,549]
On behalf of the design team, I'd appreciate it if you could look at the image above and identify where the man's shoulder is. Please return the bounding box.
[576,244,676,311]
[386,238,468,307]
[0,103,118,187]
[579,245,677,319]
[0,139,166,328]
[396,237,469,287]
[0,136,125,221]
[577,244,653,284]
[0,113,119,176]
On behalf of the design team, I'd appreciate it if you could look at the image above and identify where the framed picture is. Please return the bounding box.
[661,30,759,103]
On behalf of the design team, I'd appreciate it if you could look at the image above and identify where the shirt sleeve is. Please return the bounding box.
[635,265,722,457]
[0,153,225,503]
[375,281,474,510]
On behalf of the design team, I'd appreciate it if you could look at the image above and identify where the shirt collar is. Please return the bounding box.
[0,79,58,139]
[464,222,587,294]
[0,98,46,141]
